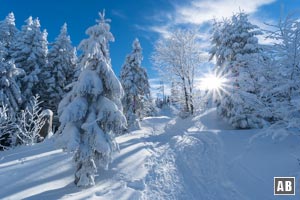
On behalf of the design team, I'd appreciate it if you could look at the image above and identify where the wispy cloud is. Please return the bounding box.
[175,0,276,25]
[136,0,278,82]
[142,0,277,43]
[149,25,172,39]
[111,9,127,19]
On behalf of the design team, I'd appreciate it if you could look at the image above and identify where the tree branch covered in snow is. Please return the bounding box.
[15,95,46,145]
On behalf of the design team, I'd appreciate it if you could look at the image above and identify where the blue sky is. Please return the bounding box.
[0,0,299,86]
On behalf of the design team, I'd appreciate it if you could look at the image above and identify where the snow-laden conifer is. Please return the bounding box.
[44,23,77,127]
[120,39,151,129]
[210,12,266,128]
[11,17,48,106]
[58,11,126,187]
[0,12,18,59]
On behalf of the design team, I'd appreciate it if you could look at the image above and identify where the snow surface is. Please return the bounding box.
[1,107,300,199]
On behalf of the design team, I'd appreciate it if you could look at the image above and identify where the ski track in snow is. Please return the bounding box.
[0,107,300,199]
[141,108,243,200]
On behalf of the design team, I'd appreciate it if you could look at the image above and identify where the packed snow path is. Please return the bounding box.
[1,107,300,199]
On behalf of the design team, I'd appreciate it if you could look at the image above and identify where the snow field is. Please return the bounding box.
[0,107,299,199]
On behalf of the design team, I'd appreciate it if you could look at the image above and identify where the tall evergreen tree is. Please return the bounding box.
[0,12,18,59]
[11,17,48,106]
[44,23,77,127]
[210,12,266,128]
[58,11,126,187]
[120,38,151,129]
[0,13,22,111]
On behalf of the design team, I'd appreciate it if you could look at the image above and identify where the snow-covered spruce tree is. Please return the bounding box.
[153,30,201,115]
[120,38,151,129]
[0,42,24,112]
[11,17,48,107]
[58,11,126,187]
[210,12,267,128]
[0,12,18,60]
[44,23,77,128]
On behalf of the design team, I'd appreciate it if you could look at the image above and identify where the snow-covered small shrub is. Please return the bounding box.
[15,95,46,145]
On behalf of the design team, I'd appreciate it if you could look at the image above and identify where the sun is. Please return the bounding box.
[197,72,229,102]
[200,74,226,91]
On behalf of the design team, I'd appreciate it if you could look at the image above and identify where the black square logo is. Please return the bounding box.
[274,177,295,195]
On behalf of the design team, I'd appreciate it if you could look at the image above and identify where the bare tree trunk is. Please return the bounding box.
[187,76,194,115]
[133,96,136,114]
[182,77,190,113]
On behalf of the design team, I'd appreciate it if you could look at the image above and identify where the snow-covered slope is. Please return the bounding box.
[0,107,299,199]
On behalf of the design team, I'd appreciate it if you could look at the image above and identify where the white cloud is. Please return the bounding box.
[111,10,127,19]
[175,0,276,25]
[145,0,278,46]
[149,25,172,39]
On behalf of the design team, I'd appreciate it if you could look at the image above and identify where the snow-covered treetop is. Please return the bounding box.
[33,17,41,28]
[76,10,122,100]
[0,12,18,50]
[129,38,143,66]
[20,17,46,40]
[55,23,72,48]
[79,10,114,62]
[5,12,16,26]
[210,12,262,66]
[18,17,47,47]
[48,23,76,66]
[60,23,68,37]
[24,16,33,30]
